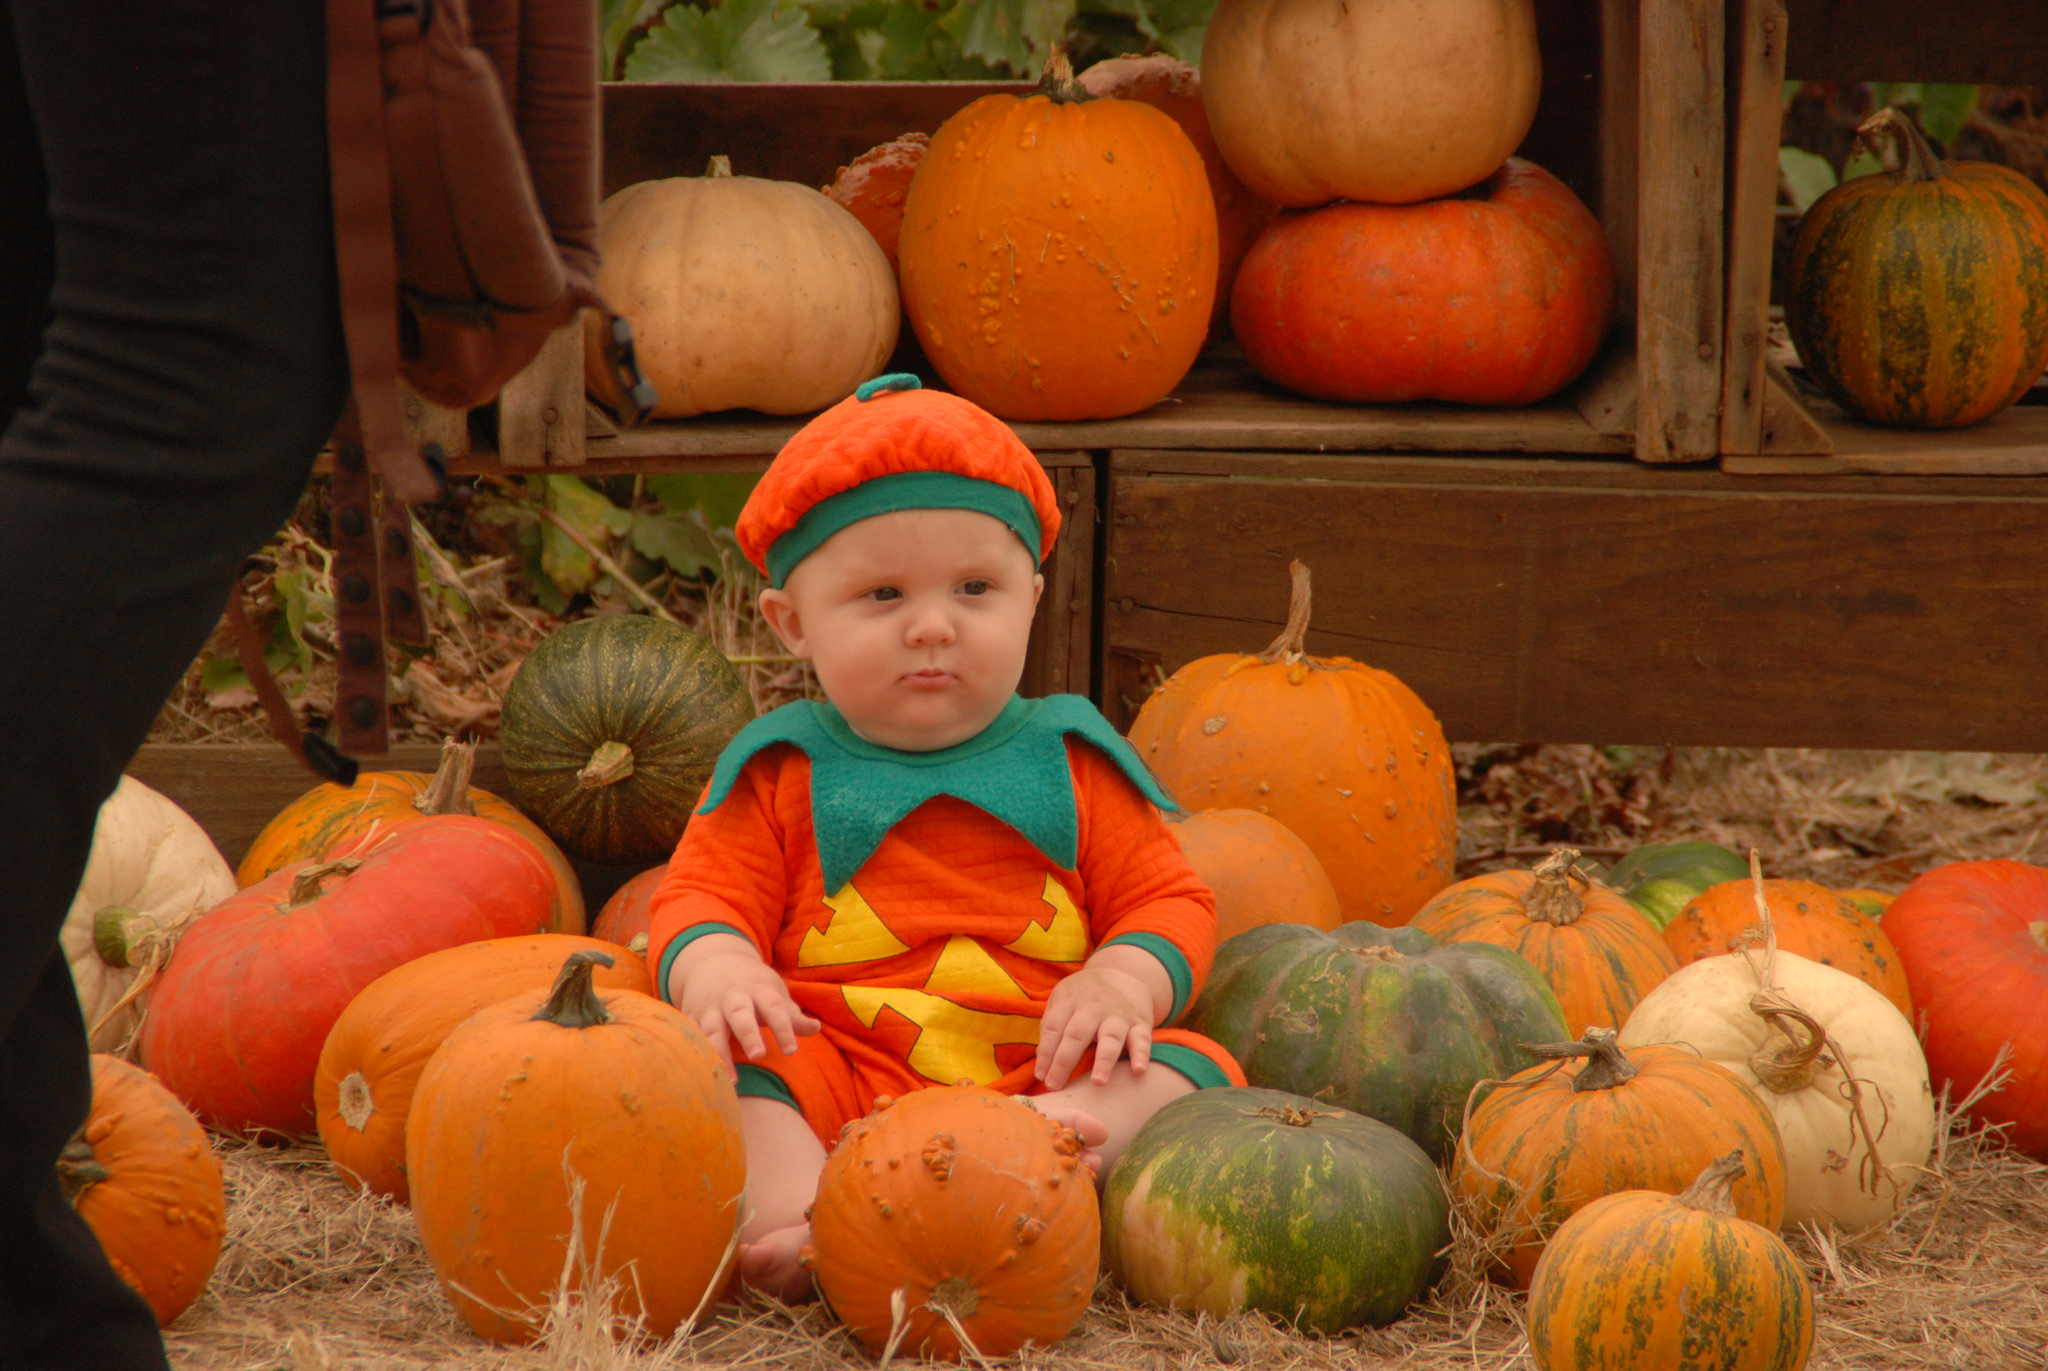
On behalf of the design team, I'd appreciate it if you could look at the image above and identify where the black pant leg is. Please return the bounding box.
[0,0,349,1363]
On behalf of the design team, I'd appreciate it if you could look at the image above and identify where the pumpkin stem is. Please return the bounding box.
[2031,921,2048,954]
[1037,45,1091,105]
[927,1275,981,1318]
[1256,561,1314,665]
[1523,849,1587,926]
[56,1132,110,1207]
[287,858,361,909]
[337,1071,376,1132]
[415,736,478,816]
[1673,1150,1746,1218]
[1746,993,1830,1093]
[1526,1026,1640,1092]
[92,907,155,969]
[536,951,616,1029]
[578,740,636,790]
[705,155,733,178]
[1858,106,1948,183]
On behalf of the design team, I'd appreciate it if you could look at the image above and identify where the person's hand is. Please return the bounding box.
[675,951,820,1068]
[1035,965,1154,1090]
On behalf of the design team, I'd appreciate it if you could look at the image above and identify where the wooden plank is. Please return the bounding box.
[1719,0,1788,456]
[1783,0,2048,84]
[1599,0,1640,325]
[1755,362,1833,455]
[1636,0,1727,463]
[1723,400,2048,475]
[1019,459,1098,700]
[402,384,470,461]
[1568,339,1636,440]
[1101,467,2048,749]
[496,322,587,468]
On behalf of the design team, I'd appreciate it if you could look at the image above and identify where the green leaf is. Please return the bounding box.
[938,0,1075,75]
[1782,79,1803,105]
[1778,146,1837,213]
[198,655,248,694]
[1912,83,1978,147]
[1842,147,1885,181]
[631,508,724,578]
[271,568,315,675]
[625,0,833,81]
[647,472,761,530]
[538,476,631,598]
[602,0,668,77]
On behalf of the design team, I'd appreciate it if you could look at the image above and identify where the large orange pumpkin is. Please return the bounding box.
[314,933,650,1203]
[1076,54,1277,339]
[822,132,928,274]
[1169,809,1341,941]
[1231,159,1616,406]
[407,953,746,1345]
[897,48,1217,421]
[1127,562,1455,926]
[1451,1028,1787,1288]
[1786,108,2048,429]
[140,817,561,1138]
[61,1056,225,1327]
[1411,849,1678,1038]
[803,1086,1100,1360]
[236,738,584,936]
[1664,876,1912,1020]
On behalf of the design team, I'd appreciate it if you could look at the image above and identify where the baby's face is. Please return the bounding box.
[759,508,1043,751]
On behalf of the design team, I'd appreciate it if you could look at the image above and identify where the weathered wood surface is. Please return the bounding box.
[1720,0,1797,456]
[1783,1,2048,83]
[1723,401,2048,475]
[1599,0,1640,323]
[497,323,587,468]
[1018,461,1099,700]
[1101,451,2048,750]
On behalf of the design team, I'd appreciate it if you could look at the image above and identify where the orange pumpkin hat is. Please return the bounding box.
[736,375,1060,587]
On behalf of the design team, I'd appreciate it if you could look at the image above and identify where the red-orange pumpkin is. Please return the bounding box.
[822,132,928,273]
[803,1086,1100,1360]
[1411,849,1679,1038]
[314,933,650,1202]
[898,49,1217,421]
[62,1056,225,1326]
[590,866,664,956]
[1231,158,1616,406]
[1127,562,1455,926]
[1664,877,1912,1020]
[1076,54,1276,339]
[1169,809,1342,942]
[140,817,560,1138]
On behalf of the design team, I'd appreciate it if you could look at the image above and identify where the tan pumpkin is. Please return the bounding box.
[1200,0,1540,206]
[586,156,898,419]
[63,777,236,1057]
[1412,849,1678,1038]
[1171,809,1342,942]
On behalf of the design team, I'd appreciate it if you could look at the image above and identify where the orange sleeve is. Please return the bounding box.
[1069,739,1217,1023]
[646,749,798,1002]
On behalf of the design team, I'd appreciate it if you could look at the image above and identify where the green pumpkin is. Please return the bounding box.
[499,616,754,865]
[1185,922,1566,1161]
[1103,1087,1449,1334]
[1601,841,1751,931]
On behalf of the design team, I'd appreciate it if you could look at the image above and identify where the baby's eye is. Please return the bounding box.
[868,586,902,602]
[959,580,991,596]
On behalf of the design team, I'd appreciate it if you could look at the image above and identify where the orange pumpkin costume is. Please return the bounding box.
[646,377,1243,1144]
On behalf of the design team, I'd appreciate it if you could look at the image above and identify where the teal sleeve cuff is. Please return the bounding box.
[1149,1042,1234,1091]
[734,1064,800,1111]
[654,922,751,1004]
[1100,931,1195,1025]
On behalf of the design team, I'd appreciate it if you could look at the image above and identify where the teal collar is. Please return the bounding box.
[698,695,1176,891]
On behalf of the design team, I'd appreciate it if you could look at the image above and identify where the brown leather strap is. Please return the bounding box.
[379,496,431,649]
[329,417,391,756]
[225,577,359,786]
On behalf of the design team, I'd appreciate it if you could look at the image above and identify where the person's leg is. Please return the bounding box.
[733,1097,829,1301]
[0,0,348,1361]
[1032,1060,1195,1178]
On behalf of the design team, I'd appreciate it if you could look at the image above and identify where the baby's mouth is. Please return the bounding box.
[905,668,955,687]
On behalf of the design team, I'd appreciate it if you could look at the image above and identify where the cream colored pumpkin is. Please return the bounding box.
[585,157,898,419]
[1618,949,1935,1232]
[1199,0,1540,207]
[64,778,236,1056]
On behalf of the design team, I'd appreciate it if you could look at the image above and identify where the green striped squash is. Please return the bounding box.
[500,616,754,864]
[1185,922,1567,1161]
[1102,1087,1450,1333]
[1786,107,2048,429]
[1601,840,1750,931]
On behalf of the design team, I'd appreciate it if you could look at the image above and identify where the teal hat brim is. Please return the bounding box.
[765,470,1042,588]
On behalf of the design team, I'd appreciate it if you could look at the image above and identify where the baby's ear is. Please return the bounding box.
[757,588,807,655]
[1032,572,1045,609]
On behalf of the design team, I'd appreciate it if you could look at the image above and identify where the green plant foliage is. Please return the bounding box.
[624,0,833,81]
[1778,146,1837,213]
[939,0,1074,74]
[647,472,761,530]
[1082,0,1211,62]
[1871,82,1979,147]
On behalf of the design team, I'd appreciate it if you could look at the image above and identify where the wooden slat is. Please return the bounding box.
[1101,461,2048,750]
[1723,400,2048,475]
[1599,0,1640,325]
[1636,0,1727,463]
[1720,0,1790,455]
[1783,0,2048,83]
[402,384,470,460]
[497,323,588,468]
[1018,459,1099,700]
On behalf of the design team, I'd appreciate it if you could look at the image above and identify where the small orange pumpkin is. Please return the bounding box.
[1452,1029,1787,1289]
[314,933,650,1202]
[1170,809,1341,942]
[1665,876,1912,1019]
[62,1056,226,1327]
[407,952,745,1344]
[822,132,929,273]
[1127,561,1455,926]
[803,1086,1100,1360]
[236,738,584,935]
[590,866,664,956]
[898,48,1217,420]
[1412,849,1678,1037]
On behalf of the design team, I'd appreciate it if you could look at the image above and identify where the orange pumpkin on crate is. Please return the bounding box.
[1127,562,1455,927]
[1169,809,1341,942]
[822,132,928,273]
[1411,849,1679,1038]
[898,47,1217,421]
[1664,875,1912,1019]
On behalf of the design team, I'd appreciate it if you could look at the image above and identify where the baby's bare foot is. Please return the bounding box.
[737,1223,817,1303]
[1025,1100,1108,1177]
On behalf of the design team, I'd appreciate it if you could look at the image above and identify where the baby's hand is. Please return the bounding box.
[1035,966,1154,1091]
[677,952,820,1068]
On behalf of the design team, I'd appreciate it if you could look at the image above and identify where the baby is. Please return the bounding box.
[646,376,1243,1300]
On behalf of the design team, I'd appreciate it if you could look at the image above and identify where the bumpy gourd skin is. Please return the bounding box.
[823,132,929,272]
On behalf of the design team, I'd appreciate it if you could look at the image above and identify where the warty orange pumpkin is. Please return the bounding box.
[1412,849,1678,1038]
[897,48,1217,421]
[1664,874,1911,1019]
[1169,808,1342,942]
[1127,562,1455,926]
[407,952,745,1344]
[822,132,929,274]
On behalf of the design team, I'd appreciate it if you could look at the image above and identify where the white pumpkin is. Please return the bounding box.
[1618,949,1935,1232]
[64,777,235,1056]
